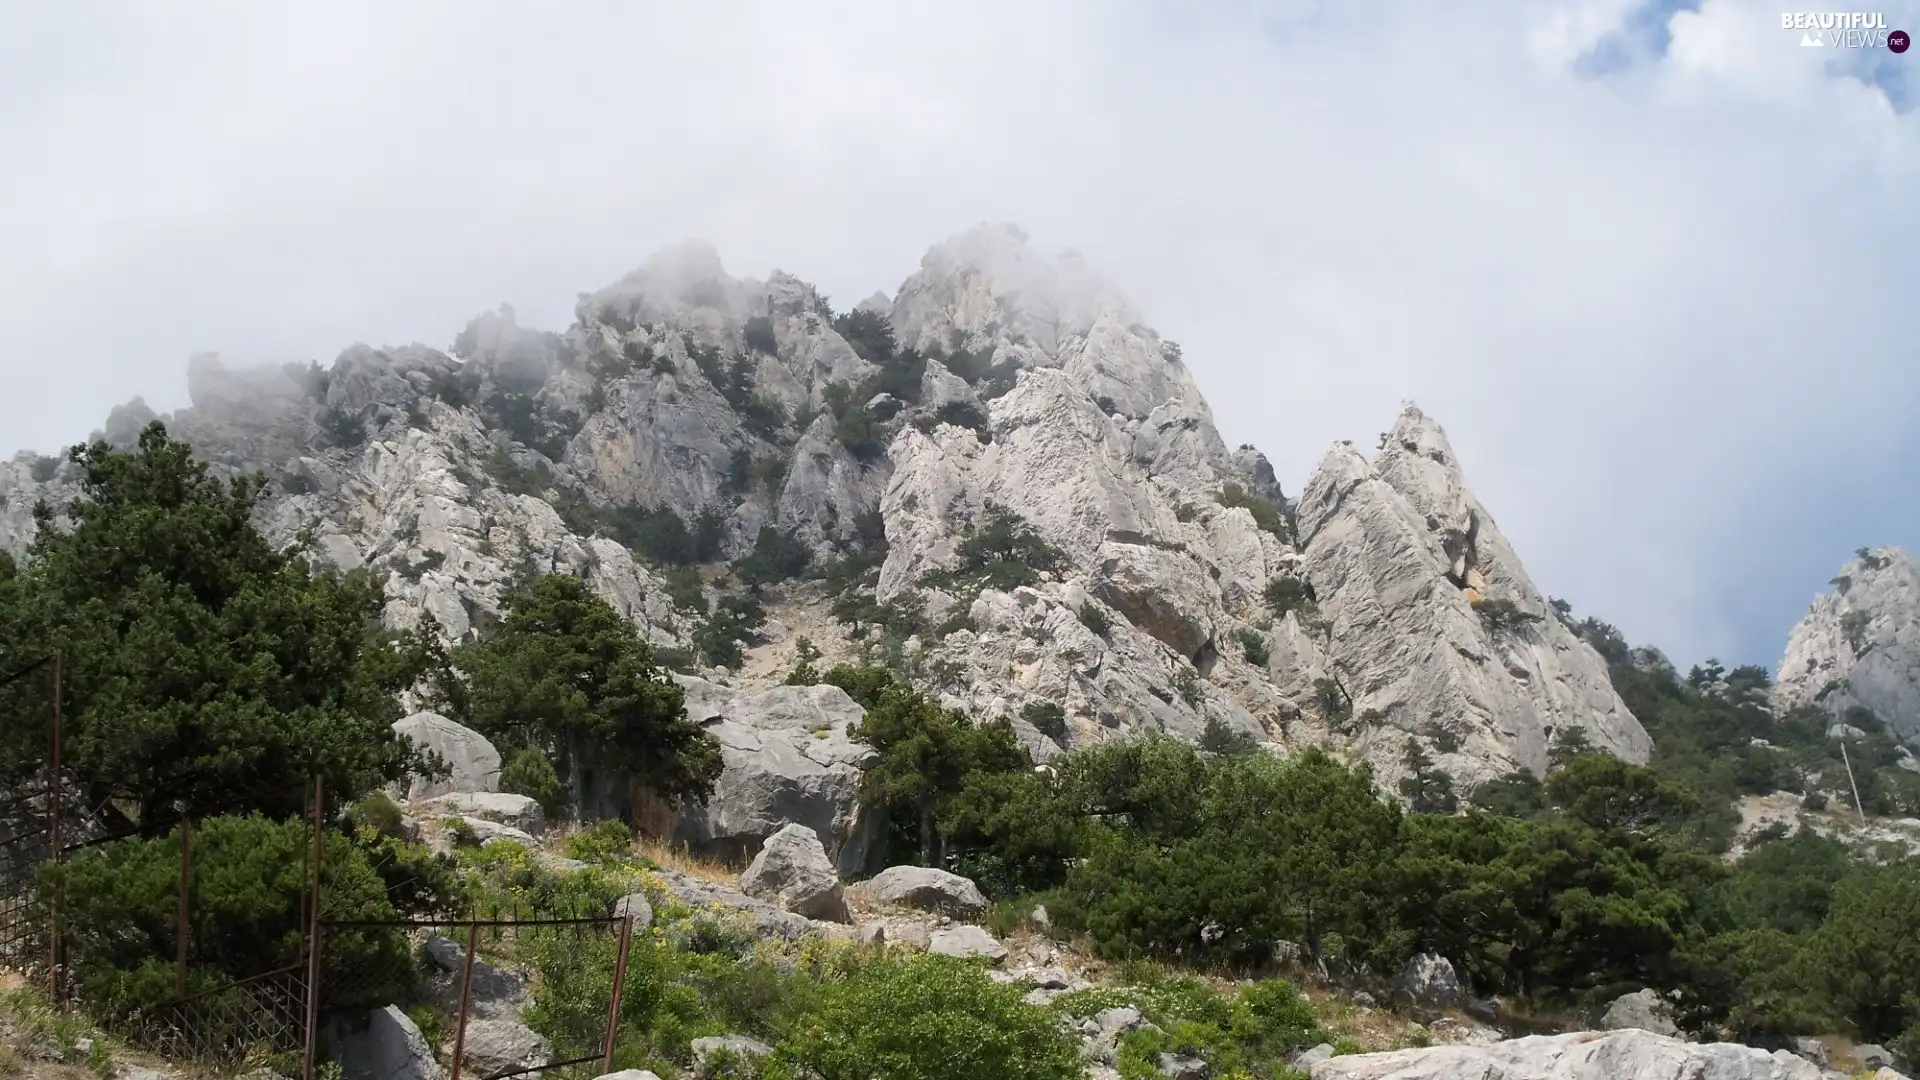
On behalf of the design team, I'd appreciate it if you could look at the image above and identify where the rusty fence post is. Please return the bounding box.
[301,776,325,1080]
[47,649,62,1007]
[449,921,480,1080]
[176,816,191,999]
[601,914,635,1072]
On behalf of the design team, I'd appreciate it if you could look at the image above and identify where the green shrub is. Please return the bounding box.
[1264,577,1317,619]
[566,819,636,865]
[734,526,812,588]
[1215,484,1291,541]
[770,952,1083,1080]
[1022,701,1069,741]
[42,814,415,1022]
[1238,627,1270,667]
[1472,597,1540,634]
[664,565,709,615]
[501,745,566,820]
[1079,601,1112,638]
[348,791,407,840]
[743,315,778,356]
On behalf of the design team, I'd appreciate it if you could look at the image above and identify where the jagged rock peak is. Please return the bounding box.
[1297,404,1651,789]
[1776,546,1920,746]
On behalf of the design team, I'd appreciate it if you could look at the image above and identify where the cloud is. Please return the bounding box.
[0,0,1916,670]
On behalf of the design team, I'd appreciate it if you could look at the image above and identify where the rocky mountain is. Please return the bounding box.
[1776,546,1920,745]
[0,223,1650,794]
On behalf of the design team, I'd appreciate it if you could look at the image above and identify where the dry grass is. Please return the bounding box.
[628,834,740,885]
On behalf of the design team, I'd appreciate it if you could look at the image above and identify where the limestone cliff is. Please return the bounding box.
[1776,547,1920,746]
[0,223,1653,796]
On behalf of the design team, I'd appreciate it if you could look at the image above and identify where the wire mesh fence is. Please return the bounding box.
[317,916,634,1080]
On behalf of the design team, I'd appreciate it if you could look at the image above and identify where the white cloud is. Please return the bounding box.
[0,0,1915,668]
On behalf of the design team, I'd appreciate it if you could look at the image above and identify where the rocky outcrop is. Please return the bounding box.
[1295,408,1651,789]
[1776,547,1920,746]
[0,224,1657,798]
[670,676,881,875]
[1599,989,1679,1038]
[328,1006,445,1080]
[1308,1029,1822,1080]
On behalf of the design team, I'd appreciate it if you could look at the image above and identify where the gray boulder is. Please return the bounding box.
[393,713,500,800]
[690,1034,773,1072]
[738,823,850,923]
[455,1019,551,1078]
[613,893,654,926]
[1307,1029,1823,1080]
[1159,1052,1209,1079]
[671,677,883,876]
[330,1005,445,1080]
[1599,988,1679,1038]
[865,866,988,916]
[1395,953,1464,1011]
[927,925,1008,963]
[421,937,526,1019]
[653,870,838,943]
[1291,1044,1337,1070]
[418,792,545,836]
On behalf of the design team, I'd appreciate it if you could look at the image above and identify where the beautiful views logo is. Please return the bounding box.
[1781,12,1911,50]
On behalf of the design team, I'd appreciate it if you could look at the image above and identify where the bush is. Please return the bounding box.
[695,592,767,668]
[1021,701,1069,741]
[1238,627,1270,667]
[1264,577,1317,619]
[28,455,60,483]
[347,791,407,840]
[1078,602,1112,638]
[43,815,415,1022]
[734,526,813,588]
[1472,597,1540,634]
[770,952,1084,1080]
[1215,483,1292,541]
[501,745,566,820]
[565,819,635,865]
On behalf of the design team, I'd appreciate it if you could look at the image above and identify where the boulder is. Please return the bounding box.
[421,937,525,1019]
[864,866,988,916]
[1855,1045,1896,1070]
[1159,1052,1209,1079]
[670,677,883,876]
[393,713,500,800]
[653,870,838,943]
[330,1005,445,1080]
[1307,1029,1823,1080]
[1395,953,1464,1011]
[418,792,545,835]
[927,925,1008,963]
[613,893,654,926]
[690,1034,773,1070]
[1599,988,1679,1038]
[1291,1044,1337,1070]
[454,1019,550,1078]
[738,823,850,923]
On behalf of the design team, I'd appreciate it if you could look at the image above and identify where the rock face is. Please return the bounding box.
[0,223,1653,798]
[1776,547,1920,746]
[1295,409,1652,788]
[1394,953,1464,1011]
[738,822,851,922]
[671,676,880,875]
[1308,1029,1823,1080]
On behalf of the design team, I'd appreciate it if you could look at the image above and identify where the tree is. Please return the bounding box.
[1398,743,1459,814]
[851,686,1030,867]
[1545,755,1700,836]
[446,574,722,815]
[2,423,434,828]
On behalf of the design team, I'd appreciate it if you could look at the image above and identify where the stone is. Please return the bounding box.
[1291,1044,1337,1069]
[1159,1052,1209,1079]
[927,925,1008,962]
[738,823,850,923]
[456,817,537,848]
[886,920,931,950]
[420,937,526,1019]
[418,792,545,835]
[393,713,501,800]
[652,869,836,943]
[455,1019,551,1079]
[1791,1037,1829,1068]
[865,866,988,916]
[1599,988,1679,1038]
[669,677,882,876]
[1306,1029,1823,1080]
[855,922,887,946]
[1395,953,1464,1011]
[1776,547,1920,747]
[613,893,654,926]
[690,1034,773,1069]
[1094,1007,1149,1035]
[330,1005,446,1080]
[1031,903,1051,927]
[1854,1045,1895,1069]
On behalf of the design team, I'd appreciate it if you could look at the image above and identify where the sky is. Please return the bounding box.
[1,0,1916,672]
